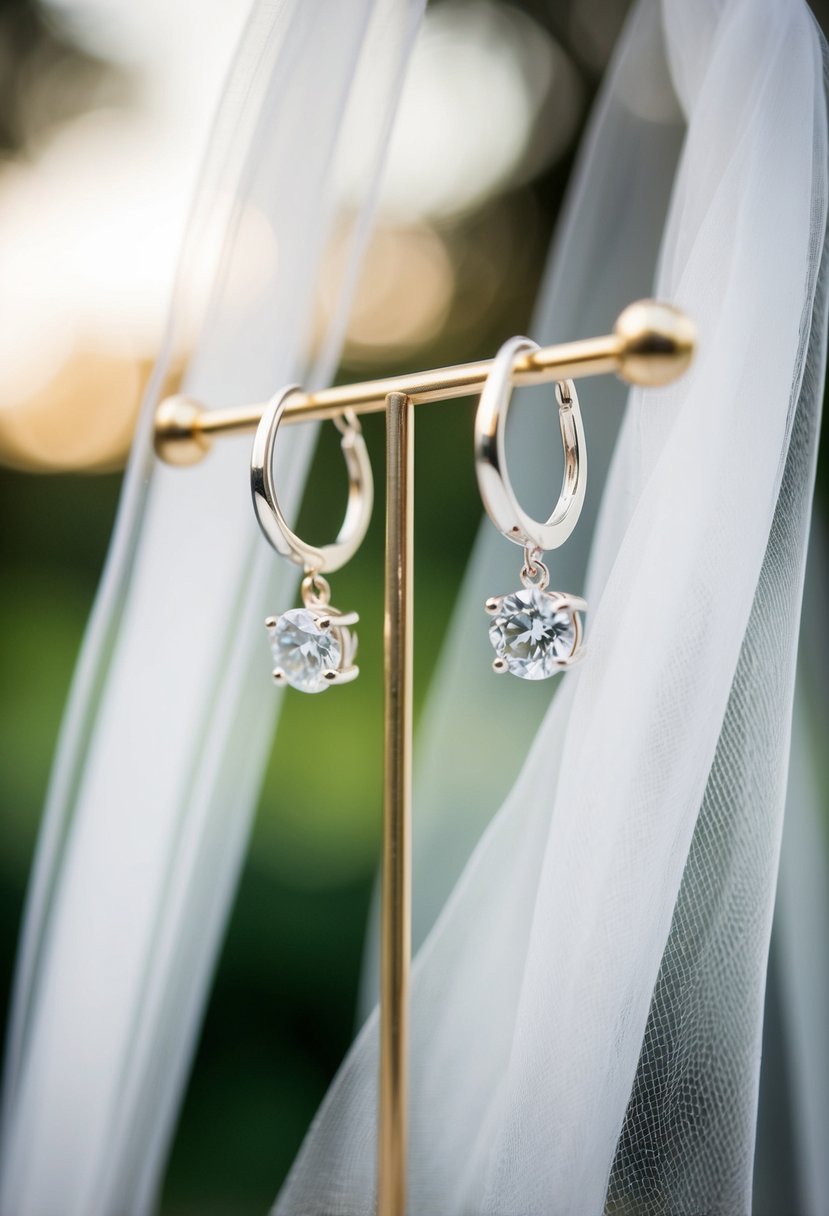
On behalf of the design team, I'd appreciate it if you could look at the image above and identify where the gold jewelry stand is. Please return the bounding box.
[0,298,695,1213]
[152,297,694,1216]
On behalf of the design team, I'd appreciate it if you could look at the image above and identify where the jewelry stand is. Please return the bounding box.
[155,299,696,1216]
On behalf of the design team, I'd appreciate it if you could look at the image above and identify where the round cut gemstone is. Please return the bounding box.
[270,608,342,693]
[489,587,576,680]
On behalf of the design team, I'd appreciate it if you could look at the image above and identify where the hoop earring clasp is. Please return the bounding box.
[251,389,373,574]
[474,335,586,551]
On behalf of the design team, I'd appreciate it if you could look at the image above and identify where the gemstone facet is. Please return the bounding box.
[269,608,342,693]
[488,587,577,680]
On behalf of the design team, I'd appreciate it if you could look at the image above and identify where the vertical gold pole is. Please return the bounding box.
[379,392,414,1216]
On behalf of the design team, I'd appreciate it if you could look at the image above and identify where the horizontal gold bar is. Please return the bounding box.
[204,338,618,433]
[155,299,695,466]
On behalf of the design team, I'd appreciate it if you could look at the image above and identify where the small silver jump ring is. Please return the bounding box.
[520,558,550,591]
[301,572,332,607]
[251,385,373,574]
[474,334,587,551]
[332,407,361,439]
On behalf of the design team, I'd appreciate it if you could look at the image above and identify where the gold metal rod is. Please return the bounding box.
[154,300,696,466]
[379,392,414,1216]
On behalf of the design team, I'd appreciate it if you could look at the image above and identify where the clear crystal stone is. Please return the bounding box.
[489,587,576,680]
[270,608,342,693]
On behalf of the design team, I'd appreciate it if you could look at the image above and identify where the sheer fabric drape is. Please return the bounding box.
[276,1,829,1212]
[0,2,423,1213]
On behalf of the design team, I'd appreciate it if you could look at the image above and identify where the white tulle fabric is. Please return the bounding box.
[0,2,423,1213]
[276,1,829,1213]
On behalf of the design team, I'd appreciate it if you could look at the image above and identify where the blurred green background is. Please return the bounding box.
[1,1,828,1212]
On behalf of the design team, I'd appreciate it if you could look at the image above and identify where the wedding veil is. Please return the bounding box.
[0,1,423,1212]
[277,0,829,1213]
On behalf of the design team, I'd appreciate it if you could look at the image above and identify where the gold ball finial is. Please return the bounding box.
[614,299,697,387]
[154,395,212,467]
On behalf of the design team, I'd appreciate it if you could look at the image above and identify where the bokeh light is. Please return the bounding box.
[0,0,248,467]
[340,0,572,221]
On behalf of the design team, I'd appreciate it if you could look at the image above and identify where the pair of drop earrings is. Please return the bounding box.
[250,336,587,693]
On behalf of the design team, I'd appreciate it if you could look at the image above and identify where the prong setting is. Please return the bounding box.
[486,581,587,680]
[554,647,586,670]
[265,598,359,693]
[332,609,360,628]
[323,665,360,686]
[550,594,588,614]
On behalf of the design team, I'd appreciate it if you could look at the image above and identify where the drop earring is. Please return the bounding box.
[251,387,372,692]
[474,335,587,680]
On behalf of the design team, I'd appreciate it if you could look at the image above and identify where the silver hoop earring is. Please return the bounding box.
[474,335,587,680]
[251,387,372,692]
